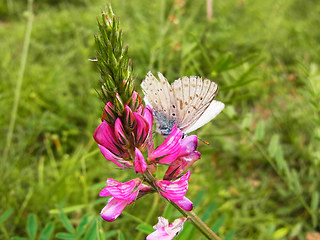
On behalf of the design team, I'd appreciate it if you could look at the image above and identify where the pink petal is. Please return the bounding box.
[143,106,153,138]
[157,148,180,164]
[98,145,132,168]
[164,151,201,180]
[154,216,169,229]
[94,121,127,157]
[146,227,172,240]
[137,184,154,198]
[146,217,186,240]
[106,178,141,200]
[114,118,129,145]
[173,197,193,211]
[100,197,131,222]
[134,148,147,174]
[123,105,136,129]
[133,112,150,145]
[102,102,116,124]
[149,125,182,162]
[99,187,111,197]
[179,135,198,156]
[156,171,191,200]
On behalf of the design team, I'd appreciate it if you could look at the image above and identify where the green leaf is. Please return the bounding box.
[311,191,319,212]
[177,222,196,239]
[76,215,90,237]
[274,145,286,170]
[136,224,154,234]
[39,222,55,240]
[254,120,265,141]
[12,238,28,240]
[311,191,319,227]
[291,170,302,194]
[224,229,236,240]
[0,209,13,224]
[163,203,173,219]
[118,231,125,240]
[272,227,288,239]
[105,230,118,238]
[211,215,226,232]
[27,214,37,239]
[83,220,98,240]
[56,232,75,240]
[241,114,253,130]
[201,202,216,222]
[289,223,302,238]
[268,134,280,158]
[214,53,234,73]
[59,211,75,234]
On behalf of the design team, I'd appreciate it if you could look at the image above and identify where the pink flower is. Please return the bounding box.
[134,148,147,174]
[133,111,150,148]
[148,124,182,164]
[99,178,147,221]
[164,135,201,180]
[146,217,187,240]
[93,104,153,167]
[156,171,193,211]
[93,121,131,168]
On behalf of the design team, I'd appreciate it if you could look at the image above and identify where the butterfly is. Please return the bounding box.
[141,72,225,136]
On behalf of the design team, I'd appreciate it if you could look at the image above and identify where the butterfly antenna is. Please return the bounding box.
[198,137,210,145]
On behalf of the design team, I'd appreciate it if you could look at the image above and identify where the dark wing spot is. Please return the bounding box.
[172,105,176,108]
[179,99,183,110]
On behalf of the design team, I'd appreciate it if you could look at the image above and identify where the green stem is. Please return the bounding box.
[3,0,34,166]
[143,170,221,240]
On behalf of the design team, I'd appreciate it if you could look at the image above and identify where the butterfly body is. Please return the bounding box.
[141,72,224,136]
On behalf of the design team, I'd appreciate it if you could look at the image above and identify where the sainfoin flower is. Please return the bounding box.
[164,135,201,180]
[94,7,225,238]
[146,217,187,240]
[148,124,182,164]
[156,171,193,211]
[93,103,153,168]
[99,178,153,221]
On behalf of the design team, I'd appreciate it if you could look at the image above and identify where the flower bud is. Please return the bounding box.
[114,93,124,114]
[102,102,117,124]
[128,91,142,111]
[114,118,129,146]
[134,148,147,174]
[123,105,136,131]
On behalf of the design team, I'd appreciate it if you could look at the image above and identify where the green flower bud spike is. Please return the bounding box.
[95,5,134,109]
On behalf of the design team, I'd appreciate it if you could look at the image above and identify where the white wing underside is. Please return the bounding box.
[184,100,225,133]
[141,72,224,134]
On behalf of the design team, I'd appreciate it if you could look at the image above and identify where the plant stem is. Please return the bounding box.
[3,0,34,166]
[143,170,221,240]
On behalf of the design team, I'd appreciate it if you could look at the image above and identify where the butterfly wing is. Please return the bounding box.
[172,77,220,133]
[142,72,224,135]
[184,100,224,133]
[141,72,178,135]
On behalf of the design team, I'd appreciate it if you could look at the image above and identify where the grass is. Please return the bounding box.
[1,0,320,239]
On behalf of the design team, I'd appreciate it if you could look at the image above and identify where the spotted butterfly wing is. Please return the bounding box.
[141,72,224,135]
[141,72,178,135]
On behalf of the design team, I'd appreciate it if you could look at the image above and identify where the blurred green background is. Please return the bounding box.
[1,0,320,239]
